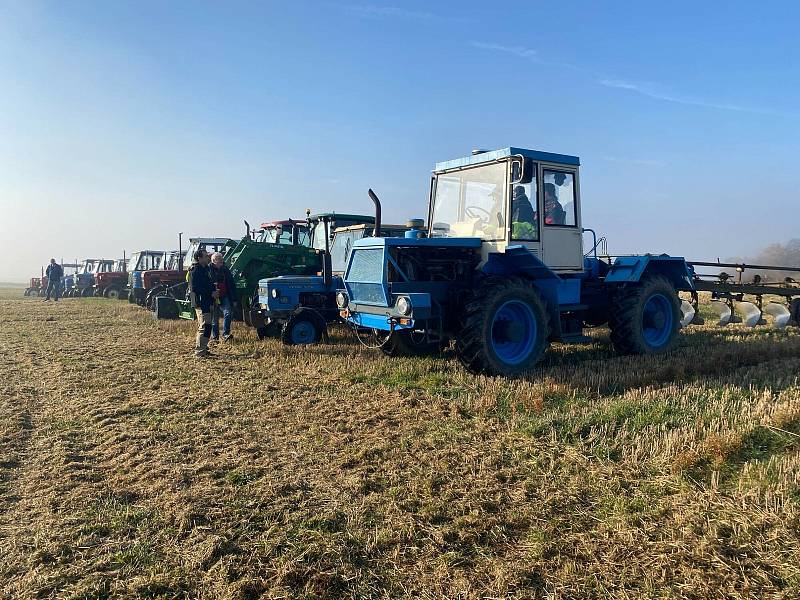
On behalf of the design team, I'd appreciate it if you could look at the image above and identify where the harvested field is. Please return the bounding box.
[1,288,799,598]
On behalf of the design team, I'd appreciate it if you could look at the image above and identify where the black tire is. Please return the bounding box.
[23,288,31,296]
[280,311,325,345]
[455,276,550,377]
[790,298,800,327]
[256,322,280,340]
[104,286,122,300]
[145,285,167,310]
[608,275,681,355]
[379,330,442,357]
[38,289,45,297]
[81,287,94,298]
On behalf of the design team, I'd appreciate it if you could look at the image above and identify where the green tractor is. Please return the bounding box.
[155,219,320,321]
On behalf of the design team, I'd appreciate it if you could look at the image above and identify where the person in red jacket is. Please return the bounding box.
[210,252,236,341]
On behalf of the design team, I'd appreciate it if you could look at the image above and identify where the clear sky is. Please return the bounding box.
[2,1,798,282]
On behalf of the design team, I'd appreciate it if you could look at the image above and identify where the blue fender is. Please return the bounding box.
[605,255,694,291]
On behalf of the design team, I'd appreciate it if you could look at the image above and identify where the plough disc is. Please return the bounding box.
[736,301,761,328]
[709,300,732,326]
[679,300,695,328]
[763,302,791,329]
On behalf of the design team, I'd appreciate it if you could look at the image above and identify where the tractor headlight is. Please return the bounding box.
[396,296,412,316]
[336,291,348,309]
[270,288,279,299]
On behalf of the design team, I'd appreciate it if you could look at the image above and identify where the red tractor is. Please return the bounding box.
[137,250,185,308]
[24,276,44,297]
[93,258,129,300]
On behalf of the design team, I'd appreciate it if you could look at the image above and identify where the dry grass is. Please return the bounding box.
[1,287,799,599]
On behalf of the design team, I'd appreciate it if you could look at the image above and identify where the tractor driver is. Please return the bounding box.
[544,183,566,225]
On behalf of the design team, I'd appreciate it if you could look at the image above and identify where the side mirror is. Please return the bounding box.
[514,158,534,184]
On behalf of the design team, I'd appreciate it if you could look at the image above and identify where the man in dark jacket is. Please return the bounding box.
[210,252,236,341]
[188,249,219,357]
[44,258,64,301]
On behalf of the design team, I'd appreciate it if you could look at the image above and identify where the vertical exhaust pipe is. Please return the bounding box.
[368,189,382,237]
[322,216,332,288]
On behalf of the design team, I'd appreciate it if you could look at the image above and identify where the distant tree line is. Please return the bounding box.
[726,239,800,282]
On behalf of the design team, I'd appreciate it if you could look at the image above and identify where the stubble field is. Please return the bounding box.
[1,288,799,599]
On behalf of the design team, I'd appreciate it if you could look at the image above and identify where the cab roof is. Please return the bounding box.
[333,223,407,233]
[308,213,374,223]
[189,237,231,244]
[434,147,580,172]
[260,220,308,229]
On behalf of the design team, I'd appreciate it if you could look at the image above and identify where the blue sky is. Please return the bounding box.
[2,1,799,281]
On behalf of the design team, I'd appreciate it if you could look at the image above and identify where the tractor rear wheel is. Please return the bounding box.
[104,286,122,300]
[24,288,31,296]
[455,276,550,377]
[790,298,800,327]
[609,275,680,355]
[379,330,442,357]
[281,310,325,345]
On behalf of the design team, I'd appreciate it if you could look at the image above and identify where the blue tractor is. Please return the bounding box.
[255,201,411,345]
[337,147,696,377]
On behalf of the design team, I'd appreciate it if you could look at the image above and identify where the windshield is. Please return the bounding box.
[310,221,330,250]
[127,254,140,272]
[260,225,310,246]
[330,230,361,273]
[430,162,507,240]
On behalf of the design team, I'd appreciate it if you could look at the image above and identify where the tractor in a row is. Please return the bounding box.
[254,203,411,344]
[146,237,231,310]
[334,147,800,376]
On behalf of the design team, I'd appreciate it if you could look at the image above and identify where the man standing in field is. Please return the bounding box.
[209,252,236,342]
[188,249,219,358]
[44,258,63,302]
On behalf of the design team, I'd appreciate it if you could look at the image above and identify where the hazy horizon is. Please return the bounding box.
[3,1,799,283]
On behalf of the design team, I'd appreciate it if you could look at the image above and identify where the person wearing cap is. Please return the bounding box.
[544,183,566,225]
[209,252,236,342]
[188,249,219,357]
[44,258,64,302]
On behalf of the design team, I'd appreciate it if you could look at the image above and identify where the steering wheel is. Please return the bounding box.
[464,205,491,221]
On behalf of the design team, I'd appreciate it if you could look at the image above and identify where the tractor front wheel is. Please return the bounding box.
[104,286,122,300]
[81,287,94,298]
[608,275,681,355]
[379,330,442,357]
[455,276,550,377]
[281,311,325,345]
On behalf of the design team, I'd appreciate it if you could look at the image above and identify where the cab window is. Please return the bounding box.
[510,181,538,241]
[543,170,576,227]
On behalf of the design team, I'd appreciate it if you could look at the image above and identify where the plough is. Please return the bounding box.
[681,261,800,329]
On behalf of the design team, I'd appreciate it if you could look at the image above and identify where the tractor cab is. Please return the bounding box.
[429,148,583,271]
[307,213,375,252]
[257,220,310,246]
[183,238,232,267]
[127,251,167,304]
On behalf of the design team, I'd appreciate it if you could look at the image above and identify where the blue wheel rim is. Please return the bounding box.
[490,300,537,365]
[642,293,673,347]
[291,320,316,344]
